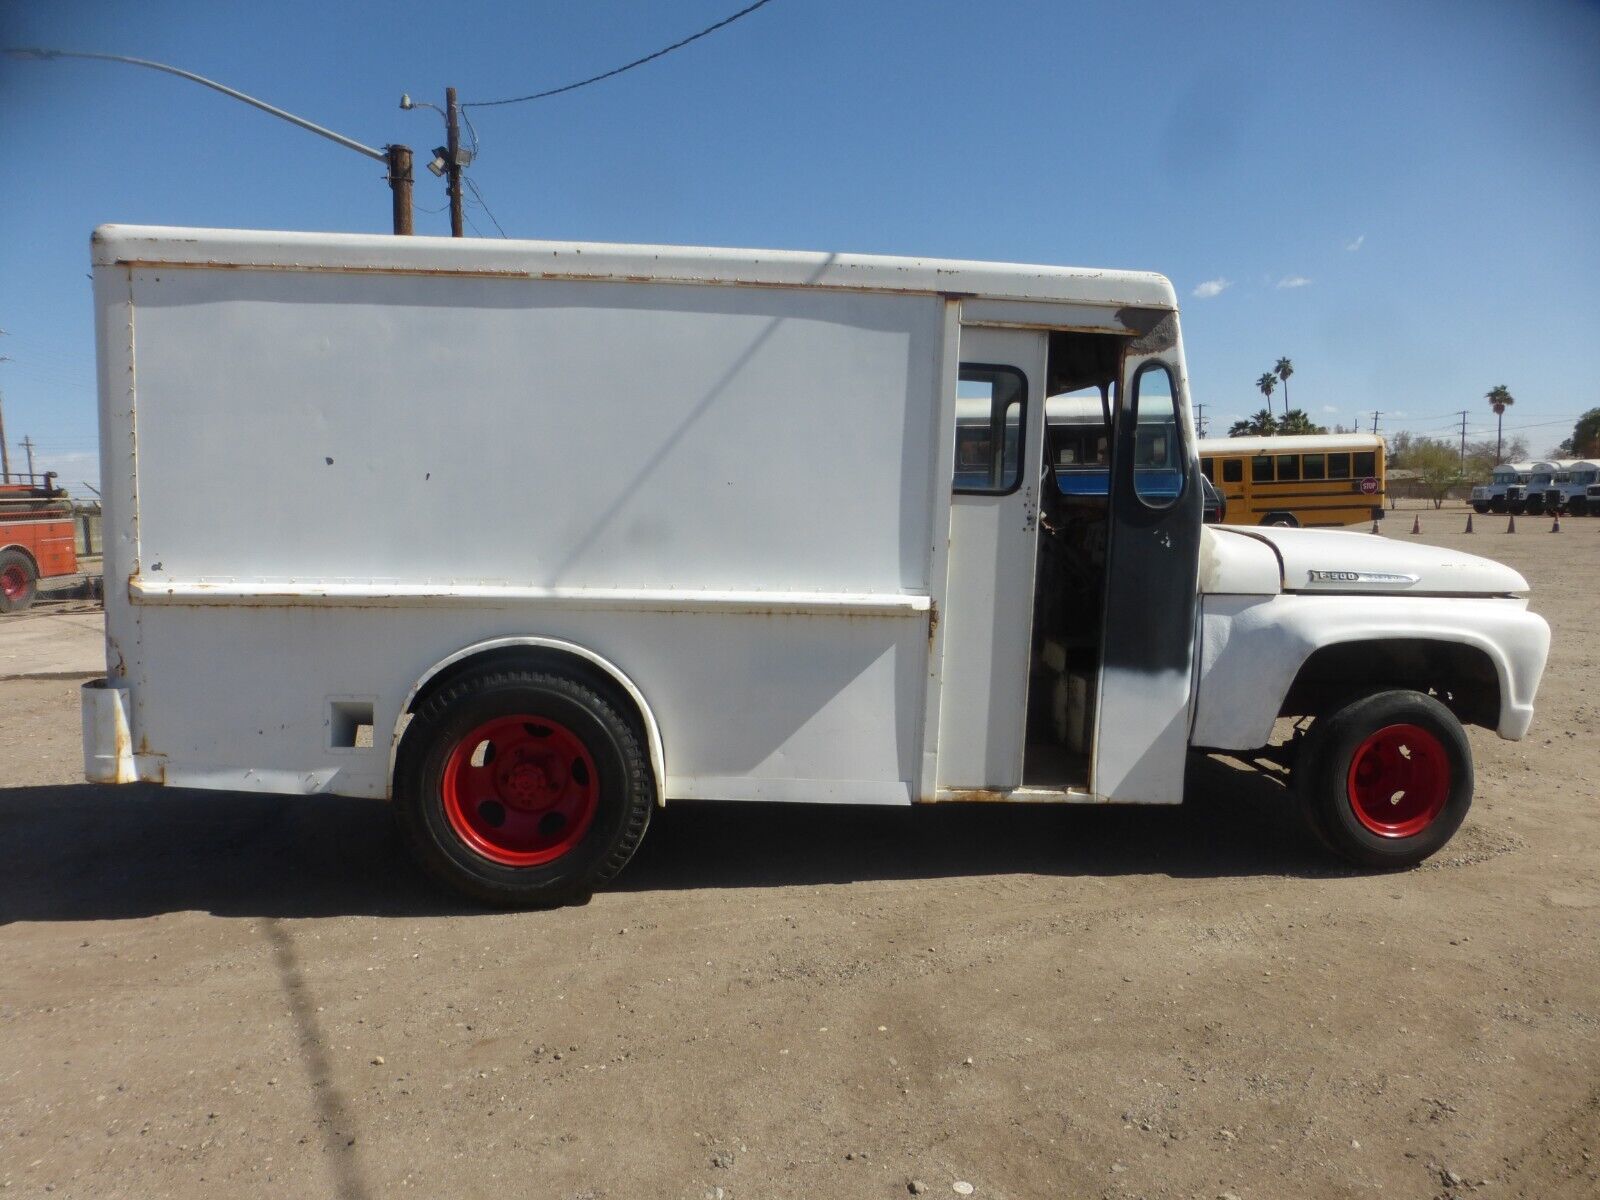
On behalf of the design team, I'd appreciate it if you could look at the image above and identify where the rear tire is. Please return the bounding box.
[0,549,38,614]
[1571,496,1588,517]
[1295,690,1472,869]
[1471,502,1489,514]
[394,668,654,907]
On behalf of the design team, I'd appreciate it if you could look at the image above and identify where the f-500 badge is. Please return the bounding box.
[1307,569,1419,586]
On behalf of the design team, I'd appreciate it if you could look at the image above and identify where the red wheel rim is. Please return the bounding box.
[1,564,27,602]
[1345,723,1449,838]
[441,715,600,866]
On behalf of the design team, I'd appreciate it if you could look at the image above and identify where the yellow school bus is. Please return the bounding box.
[1197,433,1387,527]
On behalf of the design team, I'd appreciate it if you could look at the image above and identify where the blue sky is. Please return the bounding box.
[3,0,1598,493]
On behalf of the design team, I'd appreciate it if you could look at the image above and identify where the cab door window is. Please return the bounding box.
[953,365,1027,494]
[1130,363,1183,509]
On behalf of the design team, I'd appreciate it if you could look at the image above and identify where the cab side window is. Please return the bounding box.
[953,365,1027,494]
[1130,362,1183,509]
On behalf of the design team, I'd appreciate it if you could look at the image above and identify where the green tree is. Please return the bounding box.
[1257,372,1278,417]
[1228,408,1278,436]
[1486,384,1515,463]
[1555,407,1600,457]
[1405,438,1468,509]
[1277,408,1326,435]
[1275,357,1294,411]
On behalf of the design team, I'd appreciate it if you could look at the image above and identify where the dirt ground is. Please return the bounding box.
[2,506,1597,1200]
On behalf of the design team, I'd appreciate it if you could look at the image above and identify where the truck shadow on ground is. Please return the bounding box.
[0,755,1347,923]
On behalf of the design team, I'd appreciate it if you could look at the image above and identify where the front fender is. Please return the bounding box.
[1191,594,1550,750]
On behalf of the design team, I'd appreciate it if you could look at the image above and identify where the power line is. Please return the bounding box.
[466,0,777,108]
[463,176,507,237]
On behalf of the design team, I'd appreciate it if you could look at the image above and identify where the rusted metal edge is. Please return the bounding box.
[113,258,1175,310]
[923,786,1109,805]
[128,578,932,618]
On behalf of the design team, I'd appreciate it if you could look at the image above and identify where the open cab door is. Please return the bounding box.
[1091,336,1203,803]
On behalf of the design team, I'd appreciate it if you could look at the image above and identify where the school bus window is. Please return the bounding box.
[1276,454,1301,482]
[1303,453,1325,481]
[1222,458,1243,484]
[1251,455,1273,483]
[1200,457,1215,482]
[1353,451,1376,477]
[1328,452,1351,479]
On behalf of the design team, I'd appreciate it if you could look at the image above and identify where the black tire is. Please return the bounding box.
[1471,502,1489,515]
[0,549,38,614]
[1570,496,1588,518]
[1489,496,1506,513]
[1509,499,1527,515]
[1260,512,1299,527]
[394,668,654,907]
[1295,690,1473,869]
[1526,496,1544,515]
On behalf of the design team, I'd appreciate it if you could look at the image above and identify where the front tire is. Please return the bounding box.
[394,668,654,907]
[0,549,37,614]
[1571,496,1588,517]
[1296,690,1472,869]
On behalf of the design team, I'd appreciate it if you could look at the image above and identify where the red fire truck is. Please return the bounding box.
[0,474,78,613]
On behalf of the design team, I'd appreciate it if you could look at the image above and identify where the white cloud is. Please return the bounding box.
[1276,275,1312,289]
[1191,277,1231,299]
[1321,405,1340,414]
[1345,234,1365,252]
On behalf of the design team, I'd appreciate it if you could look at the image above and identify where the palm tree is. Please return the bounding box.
[1486,384,1515,463]
[1228,408,1278,436]
[1278,408,1326,435]
[1275,357,1294,411]
[1257,372,1278,417]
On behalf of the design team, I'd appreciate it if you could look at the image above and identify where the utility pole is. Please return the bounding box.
[0,349,11,483]
[1370,410,1382,435]
[387,145,414,236]
[7,49,413,235]
[0,392,10,483]
[21,435,35,482]
[1194,404,1208,438]
[1457,409,1469,468]
[446,87,464,237]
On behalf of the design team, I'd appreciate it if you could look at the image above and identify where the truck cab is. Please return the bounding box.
[1472,461,1533,514]
[0,474,78,613]
[80,226,1552,907]
[1520,462,1562,515]
[1544,461,1598,516]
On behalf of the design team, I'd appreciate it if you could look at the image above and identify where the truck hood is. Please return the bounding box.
[1231,525,1529,596]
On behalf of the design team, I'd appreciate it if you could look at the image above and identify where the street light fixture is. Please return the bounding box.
[5,47,415,235]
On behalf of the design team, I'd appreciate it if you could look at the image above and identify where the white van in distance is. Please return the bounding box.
[81,227,1551,905]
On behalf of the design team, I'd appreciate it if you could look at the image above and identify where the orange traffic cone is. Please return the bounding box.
[1552,515,1562,532]
[1506,514,1516,533]
[1464,514,1474,533]
[1370,519,1380,534]
[1411,515,1421,534]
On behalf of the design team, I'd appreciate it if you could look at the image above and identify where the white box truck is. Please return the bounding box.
[82,226,1551,905]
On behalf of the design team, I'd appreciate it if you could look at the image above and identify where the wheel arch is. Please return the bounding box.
[1280,635,1505,731]
[1193,593,1545,750]
[0,543,41,574]
[393,637,667,805]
